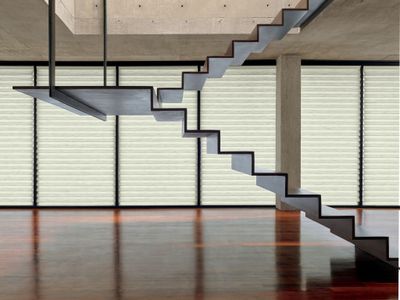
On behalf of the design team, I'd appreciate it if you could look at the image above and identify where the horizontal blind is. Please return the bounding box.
[363,66,399,205]
[119,67,197,205]
[301,66,360,205]
[37,67,116,206]
[0,67,33,205]
[201,66,276,205]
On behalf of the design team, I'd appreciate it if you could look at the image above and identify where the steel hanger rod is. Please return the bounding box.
[49,0,55,91]
[103,0,107,86]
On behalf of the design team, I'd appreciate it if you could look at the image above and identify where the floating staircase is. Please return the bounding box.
[14,0,398,268]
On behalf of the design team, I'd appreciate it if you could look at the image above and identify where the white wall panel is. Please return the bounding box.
[201,66,276,205]
[37,67,116,206]
[363,66,399,205]
[0,67,33,205]
[301,66,360,205]
[119,67,197,205]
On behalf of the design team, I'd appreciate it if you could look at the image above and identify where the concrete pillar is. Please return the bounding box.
[276,55,301,210]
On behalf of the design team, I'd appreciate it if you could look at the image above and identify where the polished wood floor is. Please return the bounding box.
[0,208,397,300]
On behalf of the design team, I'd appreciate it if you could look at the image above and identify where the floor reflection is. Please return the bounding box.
[31,210,40,300]
[0,208,397,300]
[113,209,122,300]
[194,209,204,300]
[274,209,301,294]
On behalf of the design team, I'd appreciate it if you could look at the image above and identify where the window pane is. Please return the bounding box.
[119,67,197,205]
[301,66,360,205]
[201,66,276,205]
[37,67,116,206]
[363,66,399,205]
[0,67,33,205]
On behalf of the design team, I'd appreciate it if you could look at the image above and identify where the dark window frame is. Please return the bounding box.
[0,60,398,208]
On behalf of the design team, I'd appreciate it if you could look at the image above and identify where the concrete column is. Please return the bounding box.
[276,55,301,210]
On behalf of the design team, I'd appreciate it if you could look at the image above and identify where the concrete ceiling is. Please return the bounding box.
[45,0,298,35]
[0,0,398,61]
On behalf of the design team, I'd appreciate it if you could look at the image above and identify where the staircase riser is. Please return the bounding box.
[153,111,185,122]
[253,10,308,53]
[318,219,354,240]
[231,154,253,175]
[183,74,208,90]
[207,58,234,78]
[158,89,184,103]
[256,176,286,196]
[353,239,391,265]
[206,135,219,154]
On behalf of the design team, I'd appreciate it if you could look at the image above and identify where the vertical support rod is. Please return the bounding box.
[358,65,364,207]
[103,0,107,86]
[32,211,40,299]
[33,66,38,207]
[196,65,202,207]
[48,0,56,91]
[115,66,120,207]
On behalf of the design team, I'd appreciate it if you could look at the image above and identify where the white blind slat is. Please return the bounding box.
[302,66,360,205]
[119,67,197,205]
[201,66,276,205]
[0,67,33,205]
[37,67,116,206]
[363,66,399,205]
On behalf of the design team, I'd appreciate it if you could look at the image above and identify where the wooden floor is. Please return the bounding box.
[0,208,397,300]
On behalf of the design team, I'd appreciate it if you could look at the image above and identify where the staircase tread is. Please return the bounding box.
[288,188,318,196]
[321,205,354,217]
[254,167,276,174]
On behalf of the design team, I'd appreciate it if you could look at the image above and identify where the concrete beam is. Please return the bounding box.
[1,0,398,62]
[276,54,301,210]
[43,0,302,35]
[43,0,75,33]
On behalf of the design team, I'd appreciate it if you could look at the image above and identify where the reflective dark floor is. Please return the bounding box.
[0,208,397,300]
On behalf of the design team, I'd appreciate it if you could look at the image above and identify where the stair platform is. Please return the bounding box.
[13,86,154,119]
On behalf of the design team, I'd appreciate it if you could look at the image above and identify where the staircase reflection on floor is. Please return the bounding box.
[0,208,397,300]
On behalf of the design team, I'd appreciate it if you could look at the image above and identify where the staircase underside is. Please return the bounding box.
[16,86,154,117]
[13,86,399,268]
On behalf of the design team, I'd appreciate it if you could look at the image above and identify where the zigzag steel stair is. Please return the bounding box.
[13,0,398,268]
[151,90,398,268]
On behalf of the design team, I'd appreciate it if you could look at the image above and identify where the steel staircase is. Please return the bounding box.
[148,0,398,268]
[14,0,398,268]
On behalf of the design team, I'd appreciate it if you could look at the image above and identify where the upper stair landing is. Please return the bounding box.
[13,86,154,121]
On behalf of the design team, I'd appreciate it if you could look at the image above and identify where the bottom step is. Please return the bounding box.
[282,200,398,268]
